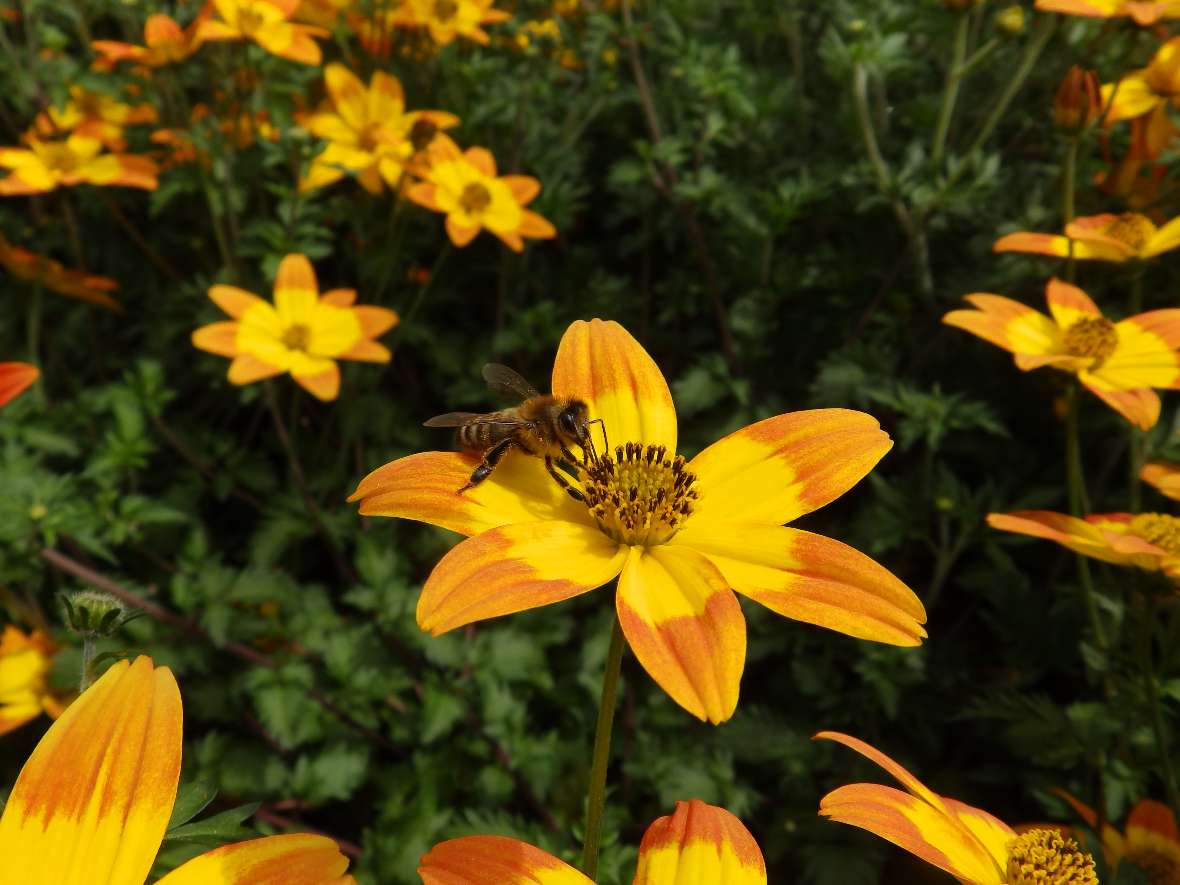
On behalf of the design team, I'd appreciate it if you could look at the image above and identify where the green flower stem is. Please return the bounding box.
[1141,596,1180,823]
[1062,135,1079,282]
[1065,384,1107,650]
[79,635,97,692]
[1129,271,1144,512]
[581,617,626,880]
[932,12,970,166]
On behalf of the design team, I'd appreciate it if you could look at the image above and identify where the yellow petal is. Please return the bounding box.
[944,294,1064,359]
[155,834,353,885]
[1045,277,1102,328]
[324,63,368,131]
[634,800,766,885]
[273,254,320,325]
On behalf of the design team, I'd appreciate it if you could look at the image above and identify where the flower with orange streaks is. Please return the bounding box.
[816,731,1098,884]
[0,134,157,195]
[1056,791,1180,881]
[1103,36,1180,125]
[1099,108,1177,209]
[994,212,1180,263]
[192,254,398,401]
[1055,65,1102,133]
[32,86,157,150]
[1142,461,1180,500]
[294,0,351,26]
[92,12,203,68]
[0,626,70,736]
[0,363,39,407]
[0,656,354,883]
[197,0,328,65]
[943,278,1180,430]
[1035,0,1180,23]
[393,0,510,44]
[299,64,458,195]
[408,139,556,252]
[0,235,120,308]
[420,800,765,884]
[987,510,1180,578]
[349,319,925,723]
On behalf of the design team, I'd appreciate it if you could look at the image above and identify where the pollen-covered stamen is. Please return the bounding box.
[1131,513,1180,555]
[1063,316,1117,363]
[1005,829,1097,885]
[459,182,491,215]
[282,323,311,352]
[581,442,698,545]
[1102,213,1155,252]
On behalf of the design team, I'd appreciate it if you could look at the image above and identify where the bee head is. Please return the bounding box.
[557,400,591,447]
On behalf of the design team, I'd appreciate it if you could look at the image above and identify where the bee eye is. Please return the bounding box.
[559,411,577,435]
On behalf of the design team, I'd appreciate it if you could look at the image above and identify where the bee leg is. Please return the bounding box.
[546,456,586,503]
[558,445,584,477]
[459,439,516,493]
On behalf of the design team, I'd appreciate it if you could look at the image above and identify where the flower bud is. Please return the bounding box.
[995,5,1026,36]
[1054,65,1101,134]
[61,591,128,638]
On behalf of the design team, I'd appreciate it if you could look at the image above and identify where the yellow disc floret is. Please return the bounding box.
[1102,213,1156,252]
[1063,317,1118,363]
[582,442,698,546]
[1131,513,1180,555]
[1006,829,1098,885]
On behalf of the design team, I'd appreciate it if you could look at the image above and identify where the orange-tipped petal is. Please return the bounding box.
[209,284,267,318]
[814,731,948,811]
[943,294,1062,360]
[986,510,1165,567]
[156,834,353,884]
[551,318,677,454]
[274,253,319,325]
[674,524,926,646]
[445,216,482,247]
[519,210,557,240]
[1141,461,1180,500]
[228,354,286,385]
[0,362,39,406]
[465,146,497,177]
[192,321,241,357]
[323,63,368,130]
[349,451,594,536]
[1046,278,1102,328]
[416,520,626,634]
[634,800,766,885]
[616,545,745,724]
[292,363,340,401]
[994,231,1073,258]
[687,410,891,527]
[418,835,592,885]
[320,288,357,307]
[1127,798,1179,842]
[1080,382,1160,430]
[353,305,398,337]
[502,175,540,204]
[0,656,182,885]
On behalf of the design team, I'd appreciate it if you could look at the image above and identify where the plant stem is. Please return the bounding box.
[1141,596,1180,823]
[1065,384,1107,649]
[387,243,451,361]
[1062,136,1079,282]
[581,617,626,880]
[79,635,97,691]
[1129,271,1145,511]
[932,12,969,166]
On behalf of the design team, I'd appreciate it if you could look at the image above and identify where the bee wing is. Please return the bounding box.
[423,411,533,428]
[482,363,540,400]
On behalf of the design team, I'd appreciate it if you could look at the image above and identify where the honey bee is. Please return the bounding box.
[424,363,605,501]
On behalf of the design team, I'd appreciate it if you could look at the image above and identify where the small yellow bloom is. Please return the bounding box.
[1056,791,1180,882]
[393,0,511,45]
[0,626,70,736]
[92,12,203,68]
[32,86,157,151]
[994,212,1180,262]
[1036,0,1180,23]
[0,134,158,195]
[192,254,399,401]
[196,0,328,65]
[1102,36,1180,124]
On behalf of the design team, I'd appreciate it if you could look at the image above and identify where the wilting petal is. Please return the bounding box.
[1141,461,1180,500]
[552,319,677,454]
[156,834,352,885]
[350,450,595,536]
[687,410,890,527]
[634,800,766,885]
[0,656,182,885]
[943,294,1063,359]
[675,524,926,646]
[616,545,745,724]
[417,520,627,635]
[419,835,592,885]
[0,362,39,406]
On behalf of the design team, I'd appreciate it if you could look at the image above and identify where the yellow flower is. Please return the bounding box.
[300,64,458,195]
[0,656,354,883]
[419,800,766,884]
[0,363,39,407]
[192,253,399,401]
[994,212,1180,262]
[943,278,1180,430]
[817,731,1098,884]
[1056,791,1180,882]
[0,234,120,309]
[1142,460,1180,500]
[407,138,557,251]
[350,320,925,723]
[1036,0,1180,23]
[0,134,158,195]
[0,626,70,734]
[393,0,510,44]
[1103,36,1180,124]
[32,85,157,151]
[92,12,202,69]
[196,0,328,65]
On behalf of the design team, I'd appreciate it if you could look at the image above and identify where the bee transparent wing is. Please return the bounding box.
[482,363,540,400]
[423,411,532,428]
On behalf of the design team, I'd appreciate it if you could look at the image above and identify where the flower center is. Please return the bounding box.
[409,118,438,152]
[582,442,698,546]
[459,182,492,215]
[433,0,459,20]
[1063,317,1117,363]
[1131,513,1180,556]
[1124,844,1180,885]
[238,7,264,34]
[1102,212,1154,252]
[282,323,311,352]
[1006,829,1097,885]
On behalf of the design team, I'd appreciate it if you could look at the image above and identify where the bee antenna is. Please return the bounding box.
[586,418,608,462]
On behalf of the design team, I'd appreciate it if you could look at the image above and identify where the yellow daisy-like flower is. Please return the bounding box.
[943,278,1180,430]
[32,85,157,151]
[1056,792,1180,883]
[0,626,70,735]
[994,212,1180,263]
[92,12,202,69]
[419,800,766,884]
[191,254,399,401]
[0,656,354,883]
[0,134,158,195]
[299,64,458,195]
[0,363,39,408]
[1103,36,1180,125]
[393,0,510,45]
[407,138,557,252]
[196,0,328,65]
[1036,0,1180,23]
[350,319,926,723]
[1142,461,1180,501]
[817,731,1098,884]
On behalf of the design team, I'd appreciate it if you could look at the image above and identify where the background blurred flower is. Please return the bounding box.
[1056,791,1180,882]
[0,625,69,734]
[1103,36,1180,124]
[392,0,510,45]
[1142,461,1180,500]
[0,362,39,406]
[0,135,157,195]
[197,0,329,64]
[994,212,1180,262]
[0,235,120,308]
[1035,0,1180,22]
[92,11,203,68]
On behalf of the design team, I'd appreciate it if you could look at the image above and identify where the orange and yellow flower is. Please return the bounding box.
[1098,108,1177,209]
[0,235,120,308]
[393,0,510,45]
[1103,36,1180,125]
[1142,461,1180,500]
[994,212,1180,263]
[32,86,157,150]
[92,12,203,68]
[1035,0,1180,23]
[192,253,398,401]
[299,64,458,195]
[350,319,925,723]
[0,363,39,407]
[943,278,1180,430]
[0,134,157,195]
[197,0,328,65]
[1056,792,1180,881]
[0,655,354,883]
[986,510,1180,578]
[408,139,556,252]
[0,626,70,734]
[419,800,765,884]
[816,731,1098,884]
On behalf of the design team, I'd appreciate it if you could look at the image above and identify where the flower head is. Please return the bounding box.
[92,12,203,68]
[393,0,510,45]
[1054,66,1102,133]
[419,800,766,884]
[408,139,557,252]
[350,320,925,723]
[1142,461,1180,501]
[197,0,328,64]
[1103,36,1180,124]
[0,363,39,407]
[995,213,1180,263]
[943,278,1180,429]
[1056,791,1180,883]
[299,64,458,195]
[1099,108,1178,209]
[0,134,158,195]
[1036,0,1180,23]
[0,626,70,735]
[0,235,120,308]
[192,253,398,401]
[816,731,1098,885]
[0,655,354,883]
[987,509,1180,579]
